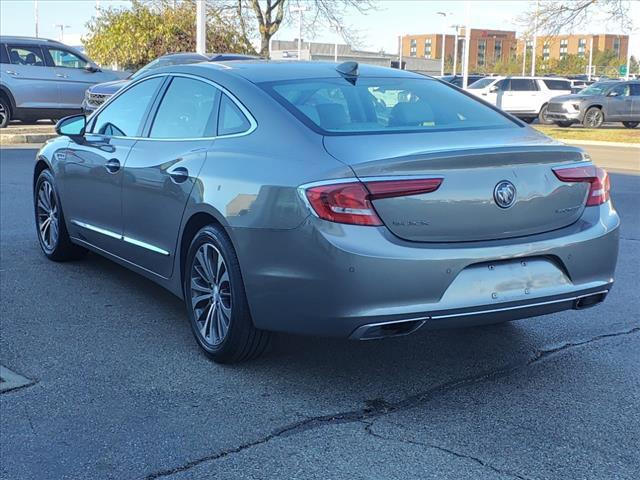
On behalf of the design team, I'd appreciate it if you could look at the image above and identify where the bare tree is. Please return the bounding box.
[520,0,633,36]
[236,0,375,56]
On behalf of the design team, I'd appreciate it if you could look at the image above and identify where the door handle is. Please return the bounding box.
[168,166,189,184]
[55,73,69,78]
[105,158,121,174]
[5,70,19,76]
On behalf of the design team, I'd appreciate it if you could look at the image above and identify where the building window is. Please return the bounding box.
[477,39,486,67]
[424,39,431,59]
[578,38,586,57]
[410,39,417,57]
[494,40,502,61]
[543,42,550,61]
[559,39,568,59]
[613,37,621,57]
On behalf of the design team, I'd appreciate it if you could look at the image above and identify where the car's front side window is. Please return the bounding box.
[48,48,88,69]
[509,79,538,91]
[149,77,220,139]
[90,77,164,137]
[7,45,45,67]
[609,84,630,97]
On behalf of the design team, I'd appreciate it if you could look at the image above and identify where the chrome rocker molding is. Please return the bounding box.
[71,220,170,256]
[349,289,610,340]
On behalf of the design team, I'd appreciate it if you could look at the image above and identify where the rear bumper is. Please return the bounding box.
[232,202,619,338]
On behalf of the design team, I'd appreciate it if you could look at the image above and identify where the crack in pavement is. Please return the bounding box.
[361,420,534,480]
[144,326,640,479]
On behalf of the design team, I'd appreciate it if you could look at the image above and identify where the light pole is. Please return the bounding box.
[196,0,206,54]
[436,12,451,76]
[54,24,70,42]
[522,37,527,76]
[461,1,471,88]
[452,24,461,75]
[587,36,594,81]
[34,0,39,37]
[398,34,404,69]
[531,0,539,76]
[624,35,632,80]
[291,6,309,61]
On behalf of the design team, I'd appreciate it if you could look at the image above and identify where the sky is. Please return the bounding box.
[1,0,639,57]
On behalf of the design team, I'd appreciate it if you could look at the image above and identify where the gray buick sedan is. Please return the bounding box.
[34,61,619,363]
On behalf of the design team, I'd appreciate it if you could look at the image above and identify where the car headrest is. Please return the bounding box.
[389,101,434,127]
[315,103,349,130]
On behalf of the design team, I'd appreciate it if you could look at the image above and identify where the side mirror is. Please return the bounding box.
[56,115,86,139]
[84,63,100,73]
[607,90,619,97]
[489,85,499,93]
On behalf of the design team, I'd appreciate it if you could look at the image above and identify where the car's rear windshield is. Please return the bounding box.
[261,77,516,135]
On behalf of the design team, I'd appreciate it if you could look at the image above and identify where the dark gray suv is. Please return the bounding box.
[546,80,640,128]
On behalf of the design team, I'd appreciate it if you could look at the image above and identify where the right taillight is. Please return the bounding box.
[553,165,610,206]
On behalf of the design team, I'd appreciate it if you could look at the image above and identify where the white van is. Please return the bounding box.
[466,76,572,124]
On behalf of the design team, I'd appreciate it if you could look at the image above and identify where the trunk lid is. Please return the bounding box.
[323,127,589,242]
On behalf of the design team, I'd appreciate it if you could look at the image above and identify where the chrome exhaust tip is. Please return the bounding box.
[350,317,428,340]
[574,291,608,310]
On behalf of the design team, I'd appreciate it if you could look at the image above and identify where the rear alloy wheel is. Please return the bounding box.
[0,96,10,128]
[622,121,639,129]
[185,225,271,363]
[583,107,604,128]
[538,104,554,125]
[554,121,573,128]
[34,169,87,261]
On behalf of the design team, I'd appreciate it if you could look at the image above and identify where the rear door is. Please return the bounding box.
[630,83,640,120]
[120,75,221,278]
[605,83,632,121]
[4,44,60,109]
[62,76,165,255]
[502,78,540,114]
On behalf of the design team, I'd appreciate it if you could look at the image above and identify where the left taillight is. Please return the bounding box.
[553,165,610,206]
[303,178,443,226]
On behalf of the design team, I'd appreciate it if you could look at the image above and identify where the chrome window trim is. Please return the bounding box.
[71,220,170,256]
[87,72,257,142]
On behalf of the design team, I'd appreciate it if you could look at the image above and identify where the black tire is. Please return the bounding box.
[622,121,639,129]
[554,121,573,128]
[34,169,87,261]
[538,104,554,125]
[583,107,604,128]
[0,95,10,128]
[184,225,271,363]
[520,117,535,124]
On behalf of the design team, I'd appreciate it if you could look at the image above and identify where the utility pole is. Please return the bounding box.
[587,36,594,81]
[461,1,471,88]
[196,0,206,54]
[437,12,450,76]
[34,0,39,37]
[531,0,539,76]
[625,36,632,80]
[452,25,460,75]
[291,6,308,60]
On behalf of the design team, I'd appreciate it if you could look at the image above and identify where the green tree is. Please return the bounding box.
[83,0,254,71]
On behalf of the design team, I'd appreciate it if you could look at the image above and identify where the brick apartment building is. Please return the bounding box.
[401,29,517,70]
[516,34,629,62]
[402,30,629,71]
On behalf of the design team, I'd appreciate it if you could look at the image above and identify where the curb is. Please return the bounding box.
[1,133,57,145]
[555,138,640,149]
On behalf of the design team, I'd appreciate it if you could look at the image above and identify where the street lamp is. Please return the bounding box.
[196,0,206,54]
[54,24,71,42]
[451,24,462,75]
[436,12,451,76]
[291,6,309,61]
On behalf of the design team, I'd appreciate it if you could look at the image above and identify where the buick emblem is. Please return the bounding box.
[494,180,516,209]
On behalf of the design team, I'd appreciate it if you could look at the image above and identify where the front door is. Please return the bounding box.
[62,76,165,254]
[120,75,220,278]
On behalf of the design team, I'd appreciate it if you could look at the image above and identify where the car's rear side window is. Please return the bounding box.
[7,45,45,67]
[218,94,251,136]
[149,77,220,139]
[263,77,516,134]
[543,79,571,90]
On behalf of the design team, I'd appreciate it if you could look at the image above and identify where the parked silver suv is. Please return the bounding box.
[546,80,640,128]
[0,36,127,127]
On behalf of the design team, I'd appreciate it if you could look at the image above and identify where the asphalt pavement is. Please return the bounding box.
[1,145,639,480]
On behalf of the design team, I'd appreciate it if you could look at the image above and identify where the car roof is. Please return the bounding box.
[181,60,429,83]
[0,35,65,46]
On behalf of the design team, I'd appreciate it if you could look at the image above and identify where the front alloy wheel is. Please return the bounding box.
[36,179,59,252]
[583,107,604,128]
